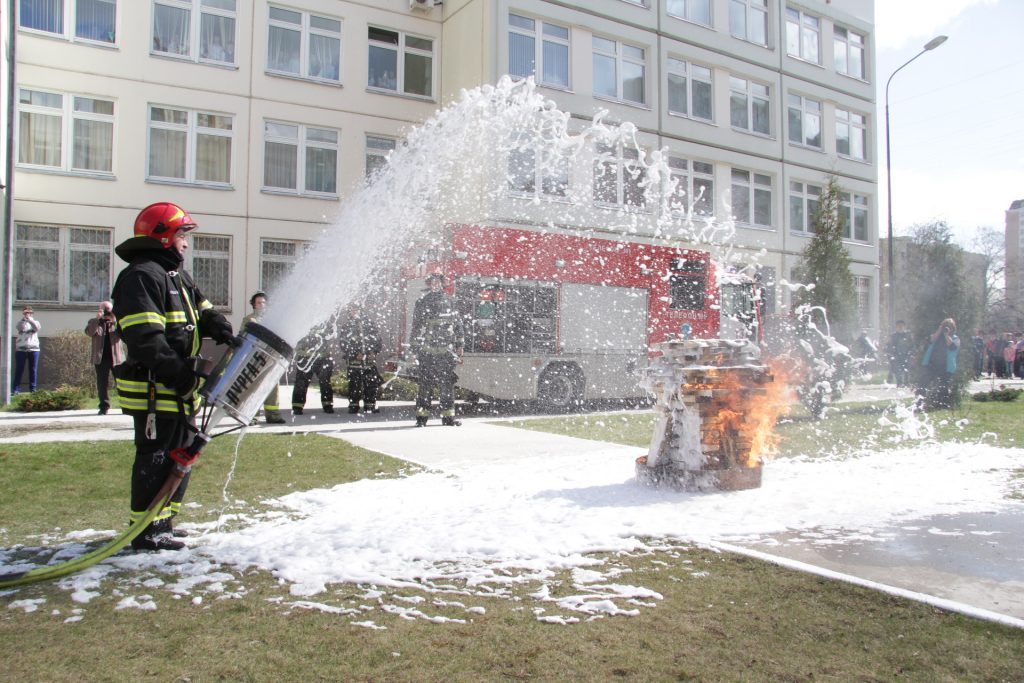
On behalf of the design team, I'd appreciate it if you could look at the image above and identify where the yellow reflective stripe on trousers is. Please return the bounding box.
[120,311,166,329]
[130,506,174,523]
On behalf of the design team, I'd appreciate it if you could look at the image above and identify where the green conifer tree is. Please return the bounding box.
[792,177,857,343]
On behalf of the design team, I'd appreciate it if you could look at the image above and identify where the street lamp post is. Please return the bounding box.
[885,35,948,336]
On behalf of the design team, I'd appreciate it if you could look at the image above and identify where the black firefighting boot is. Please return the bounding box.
[415,415,428,427]
[293,406,304,416]
[441,416,461,427]
[323,404,335,414]
[364,403,379,414]
[348,403,360,414]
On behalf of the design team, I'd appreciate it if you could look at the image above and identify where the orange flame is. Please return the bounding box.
[698,360,797,467]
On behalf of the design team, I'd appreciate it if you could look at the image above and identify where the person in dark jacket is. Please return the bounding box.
[292,317,338,415]
[84,301,124,415]
[112,202,236,551]
[885,320,914,387]
[338,303,382,414]
[410,273,464,426]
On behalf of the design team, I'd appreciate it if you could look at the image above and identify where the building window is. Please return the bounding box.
[834,26,866,79]
[263,121,338,196]
[267,6,340,82]
[152,0,236,65]
[594,143,646,209]
[508,13,569,89]
[367,26,433,98]
[729,0,767,46]
[787,93,821,149]
[731,169,772,227]
[147,105,232,186]
[667,58,712,122]
[365,135,396,179]
[669,258,708,311]
[836,108,867,160]
[841,192,869,241]
[668,156,714,216]
[18,88,114,173]
[729,76,770,135]
[14,223,112,304]
[592,36,646,105]
[666,0,711,26]
[789,181,821,233]
[508,135,570,198]
[260,238,310,293]
[186,233,230,308]
[785,7,820,64]
[19,0,116,43]
[854,275,871,328]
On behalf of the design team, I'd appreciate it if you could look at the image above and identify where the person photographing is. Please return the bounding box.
[920,318,960,410]
[85,301,124,415]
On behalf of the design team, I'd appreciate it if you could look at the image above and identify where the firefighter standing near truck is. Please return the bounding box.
[338,303,382,414]
[291,316,338,415]
[112,202,237,551]
[411,273,464,426]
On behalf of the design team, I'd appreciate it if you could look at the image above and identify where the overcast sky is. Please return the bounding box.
[874,0,1024,247]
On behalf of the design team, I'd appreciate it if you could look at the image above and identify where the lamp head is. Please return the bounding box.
[924,35,948,50]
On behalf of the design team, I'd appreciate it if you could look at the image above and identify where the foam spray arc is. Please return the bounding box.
[0,323,294,588]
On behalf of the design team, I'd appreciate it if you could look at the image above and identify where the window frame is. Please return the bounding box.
[666,0,712,27]
[787,92,822,149]
[259,238,311,293]
[367,26,435,99]
[785,6,821,64]
[667,156,714,217]
[729,0,768,46]
[592,35,647,106]
[365,134,397,180]
[266,5,342,83]
[593,142,648,210]
[261,119,339,198]
[146,104,233,187]
[507,133,571,200]
[731,168,773,228]
[184,232,232,309]
[14,222,113,306]
[666,57,713,122]
[507,13,570,90]
[834,25,866,80]
[729,75,771,136]
[19,0,117,44]
[788,180,822,234]
[151,0,238,66]
[17,87,116,175]
[840,191,870,242]
[835,107,868,161]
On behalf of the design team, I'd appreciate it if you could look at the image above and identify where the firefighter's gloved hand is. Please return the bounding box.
[173,367,200,398]
[202,310,235,345]
[222,334,243,349]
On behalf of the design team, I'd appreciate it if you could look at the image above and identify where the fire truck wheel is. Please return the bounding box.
[538,365,584,412]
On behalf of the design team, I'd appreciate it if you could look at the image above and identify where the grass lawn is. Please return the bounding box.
[1,406,1023,681]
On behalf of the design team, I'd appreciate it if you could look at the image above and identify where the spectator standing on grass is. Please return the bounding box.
[885,320,913,387]
[1015,335,1024,379]
[919,318,960,410]
[85,301,124,415]
[12,306,41,393]
[1003,333,1018,379]
[970,329,985,380]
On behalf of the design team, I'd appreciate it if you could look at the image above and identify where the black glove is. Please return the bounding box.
[224,334,243,349]
[201,310,235,345]
[173,366,199,398]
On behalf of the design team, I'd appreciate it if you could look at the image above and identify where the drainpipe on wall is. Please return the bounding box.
[1,6,17,406]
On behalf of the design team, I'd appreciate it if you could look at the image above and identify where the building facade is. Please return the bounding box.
[4,0,877,377]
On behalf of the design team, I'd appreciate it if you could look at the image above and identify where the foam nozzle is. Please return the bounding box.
[200,322,295,427]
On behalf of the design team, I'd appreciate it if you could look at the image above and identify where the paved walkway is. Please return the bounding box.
[2,378,1023,626]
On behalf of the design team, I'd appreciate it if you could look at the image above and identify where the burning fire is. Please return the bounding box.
[704,360,797,466]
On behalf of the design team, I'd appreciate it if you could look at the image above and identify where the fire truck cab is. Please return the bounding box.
[393,224,758,408]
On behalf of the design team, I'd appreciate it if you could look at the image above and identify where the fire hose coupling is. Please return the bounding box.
[168,432,212,472]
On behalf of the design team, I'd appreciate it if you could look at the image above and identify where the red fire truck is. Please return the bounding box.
[388,223,758,408]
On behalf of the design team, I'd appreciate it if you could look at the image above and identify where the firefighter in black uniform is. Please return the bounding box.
[112,202,236,551]
[291,316,338,415]
[411,273,464,426]
[338,303,382,414]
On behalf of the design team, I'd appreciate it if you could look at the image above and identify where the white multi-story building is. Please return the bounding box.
[4,0,876,370]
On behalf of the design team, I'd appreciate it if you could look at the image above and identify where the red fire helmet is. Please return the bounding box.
[133,202,197,248]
